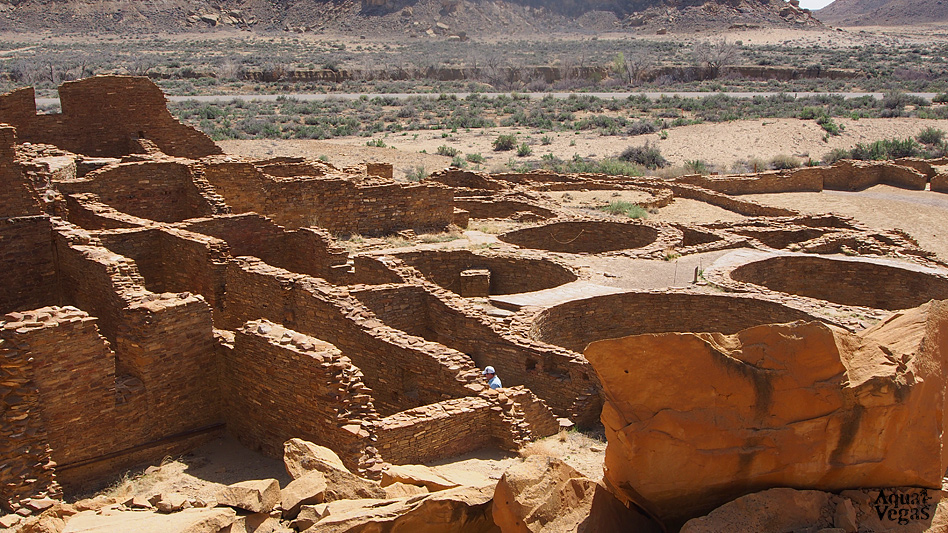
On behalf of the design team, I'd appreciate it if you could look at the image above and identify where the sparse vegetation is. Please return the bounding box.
[618,142,667,170]
[405,165,427,181]
[599,201,648,219]
[493,134,518,151]
[437,145,460,157]
[517,143,533,157]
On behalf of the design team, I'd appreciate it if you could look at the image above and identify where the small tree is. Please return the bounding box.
[692,39,739,79]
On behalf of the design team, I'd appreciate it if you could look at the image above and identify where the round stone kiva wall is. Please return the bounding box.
[529,292,819,354]
[499,221,659,253]
[730,255,948,310]
[393,249,578,295]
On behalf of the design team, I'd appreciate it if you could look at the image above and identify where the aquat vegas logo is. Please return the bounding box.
[872,489,934,525]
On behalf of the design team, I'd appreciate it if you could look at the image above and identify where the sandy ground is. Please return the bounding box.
[219,117,948,178]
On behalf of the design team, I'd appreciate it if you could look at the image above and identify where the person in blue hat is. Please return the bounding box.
[483,366,502,389]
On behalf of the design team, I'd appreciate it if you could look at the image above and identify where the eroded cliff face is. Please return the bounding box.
[585,300,948,530]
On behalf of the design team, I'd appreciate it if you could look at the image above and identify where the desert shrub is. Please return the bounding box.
[850,138,921,160]
[618,142,667,169]
[466,153,485,163]
[541,135,553,145]
[493,134,517,151]
[822,148,851,165]
[599,201,647,219]
[684,159,709,174]
[405,166,427,182]
[437,145,460,157]
[366,138,386,147]
[627,120,658,136]
[517,143,533,157]
[769,154,800,170]
[916,127,945,146]
[934,93,948,104]
[816,115,843,136]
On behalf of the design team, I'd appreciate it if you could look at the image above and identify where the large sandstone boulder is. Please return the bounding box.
[681,487,948,533]
[215,479,281,514]
[492,455,660,533]
[62,507,236,533]
[283,439,385,501]
[381,464,460,492]
[585,300,948,529]
[296,485,498,533]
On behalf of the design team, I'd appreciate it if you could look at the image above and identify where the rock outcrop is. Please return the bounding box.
[491,455,660,533]
[585,300,948,529]
[681,487,948,533]
[283,439,386,501]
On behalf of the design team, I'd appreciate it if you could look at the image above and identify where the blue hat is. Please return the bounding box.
[483,366,495,375]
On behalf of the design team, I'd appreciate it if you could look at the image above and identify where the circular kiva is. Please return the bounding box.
[730,255,948,311]
[529,291,819,354]
[392,249,578,296]
[498,221,660,254]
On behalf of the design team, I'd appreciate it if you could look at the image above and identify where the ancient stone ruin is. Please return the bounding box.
[2,75,948,531]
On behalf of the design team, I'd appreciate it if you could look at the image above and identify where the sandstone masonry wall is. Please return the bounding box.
[177,214,350,282]
[223,320,379,474]
[64,193,151,230]
[0,217,58,315]
[499,221,660,254]
[730,255,948,310]
[674,170,823,195]
[221,259,483,416]
[201,161,455,234]
[0,313,59,512]
[527,291,820,354]
[390,250,577,296]
[0,126,42,218]
[376,397,493,465]
[0,77,222,159]
[58,161,224,224]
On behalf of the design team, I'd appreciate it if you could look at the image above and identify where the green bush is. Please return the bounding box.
[618,142,667,169]
[850,138,920,160]
[916,127,945,146]
[493,134,517,151]
[684,159,709,174]
[466,153,485,163]
[934,93,948,104]
[541,135,553,145]
[769,154,800,170]
[599,201,647,219]
[517,143,533,157]
[437,145,460,157]
[366,138,386,147]
[405,166,427,182]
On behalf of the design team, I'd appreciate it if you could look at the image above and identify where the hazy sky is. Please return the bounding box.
[798,0,835,9]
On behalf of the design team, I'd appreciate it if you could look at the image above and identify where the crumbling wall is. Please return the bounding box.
[674,170,823,195]
[223,320,379,474]
[57,161,225,223]
[0,77,222,159]
[201,161,455,234]
[0,125,42,218]
[64,193,151,230]
[0,314,59,512]
[453,198,557,220]
[97,227,229,316]
[221,259,482,416]
[820,160,927,191]
[352,283,599,424]
[376,397,494,465]
[526,291,820,354]
[730,255,948,310]
[177,214,350,282]
[0,217,58,315]
[390,250,577,295]
[4,308,117,467]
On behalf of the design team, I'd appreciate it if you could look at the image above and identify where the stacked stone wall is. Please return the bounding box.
[390,250,577,295]
[0,77,221,159]
[64,193,150,230]
[0,315,59,512]
[221,259,482,416]
[0,217,58,315]
[730,255,948,310]
[499,221,659,254]
[674,170,823,195]
[201,162,455,234]
[526,291,820,354]
[351,283,598,424]
[178,214,350,281]
[821,160,927,191]
[933,171,948,193]
[453,199,557,220]
[58,161,221,223]
[223,320,378,474]
[98,227,229,316]
[0,126,43,218]
[376,397,493,465]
